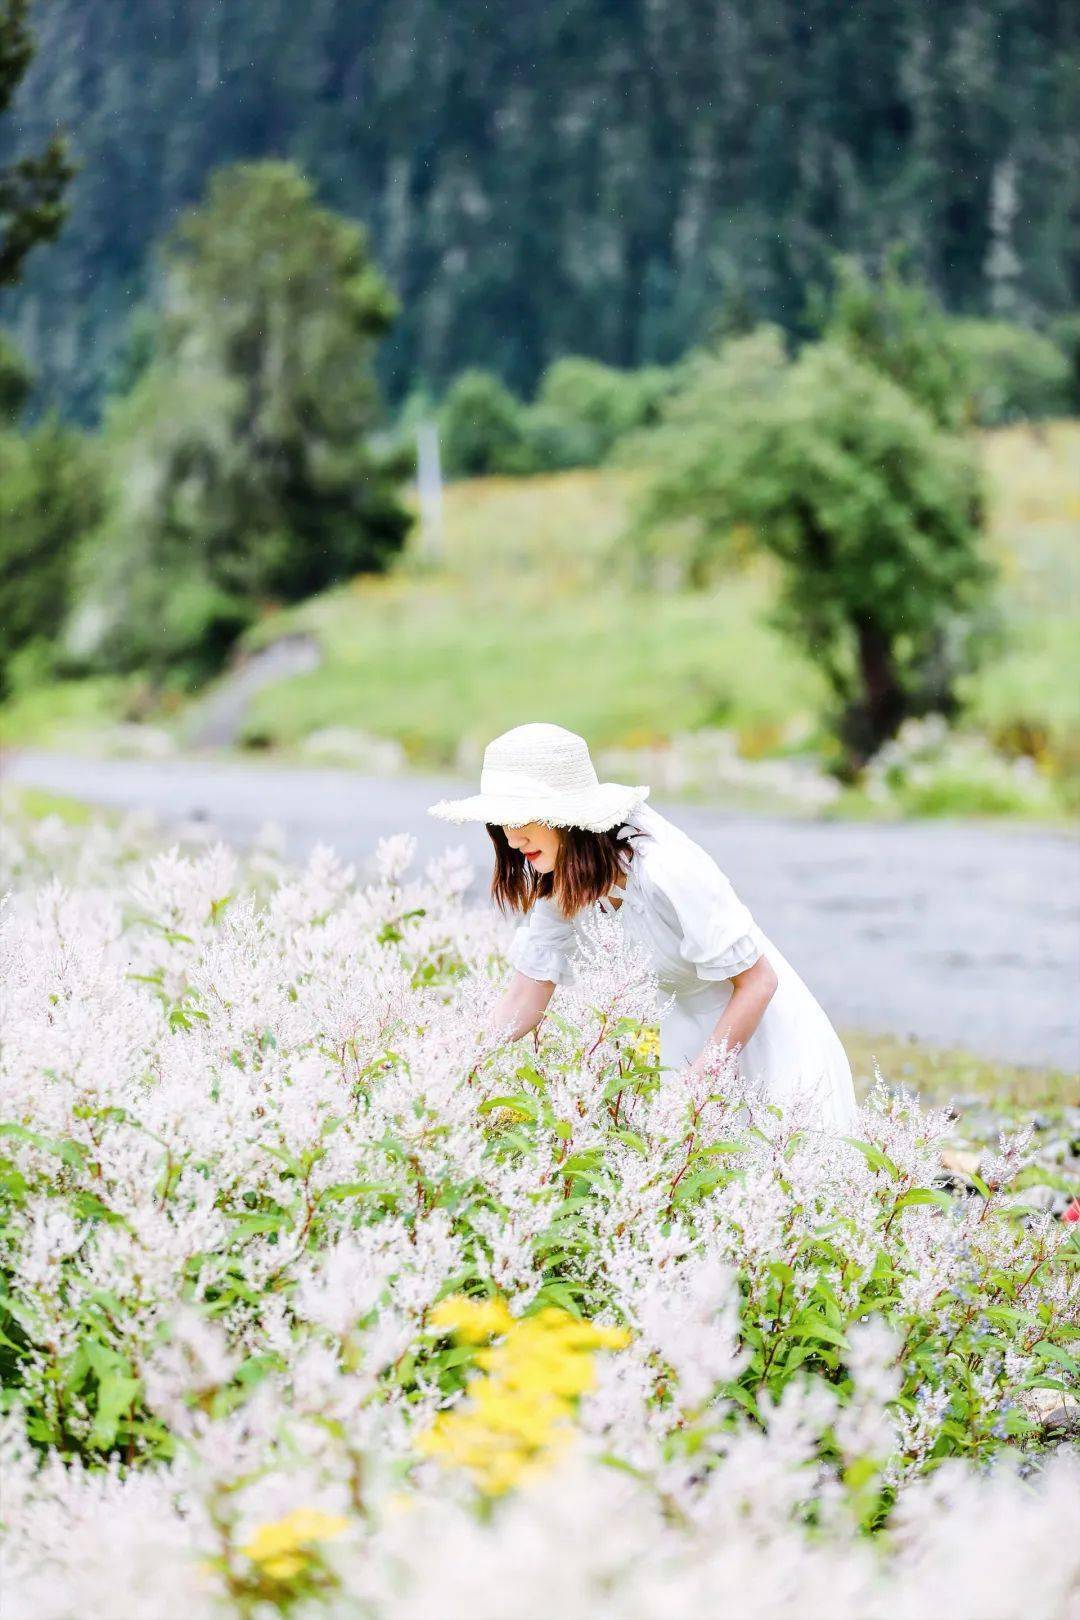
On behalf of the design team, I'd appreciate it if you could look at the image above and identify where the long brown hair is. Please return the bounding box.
[487,823,636,919]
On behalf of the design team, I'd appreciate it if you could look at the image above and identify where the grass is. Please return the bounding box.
[960,421,1080,768]
[0,675,138,751]
[3,423,1078,787]
[842,1027,1076,1113]
[240,421,1080,775]
[0,784,98,825]
[241,567,823,768]
[240,467,829,766]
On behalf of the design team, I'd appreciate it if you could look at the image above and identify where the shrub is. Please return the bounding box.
[439,368,533,477]
[524,357,674,470]
[817,254,970,429]
[0,812,1076,1616]
[949,318,1073,426]
[861,715,1060,817]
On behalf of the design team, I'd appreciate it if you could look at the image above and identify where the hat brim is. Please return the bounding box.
[427,782,650,834]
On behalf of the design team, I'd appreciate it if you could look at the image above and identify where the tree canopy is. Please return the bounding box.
[0,0,72,288]
[4,0,1077,420]
[71,163,410,678]
[634,328,990,765]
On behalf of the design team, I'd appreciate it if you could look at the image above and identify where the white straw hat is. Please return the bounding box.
[427,723,650,832]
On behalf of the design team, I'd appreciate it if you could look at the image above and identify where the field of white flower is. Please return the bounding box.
[1,813,1077,1619]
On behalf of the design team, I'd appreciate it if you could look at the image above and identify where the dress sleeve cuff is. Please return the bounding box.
[685,925,765,982]
[507,926,576,987]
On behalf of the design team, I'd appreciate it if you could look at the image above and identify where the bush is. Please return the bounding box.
[860,715,1060,817]
[439,369,533,477]
[1,814,1077,1616]
[949,318,1073,426]
[817,254,970,429]
[523,357,674,470]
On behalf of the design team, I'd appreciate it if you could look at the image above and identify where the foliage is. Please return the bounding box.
[815,255,971,429]
[0,328,30,419]
[0,813,1077,1615]
[523,358,674,472]
[72,162,410,679]
[0,0,73,288]
[813,257,1075,430]
[858,715,1060,819]
[949,319,1074,426]
[6,0,1078,419]
[437,357,677,479]
[0,415,103,693]
[632,330,992,766]
[438,369,531,478]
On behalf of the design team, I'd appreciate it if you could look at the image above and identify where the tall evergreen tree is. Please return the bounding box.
[3,0,1077,419]
[0,0,72,287]
[74,162,410,676]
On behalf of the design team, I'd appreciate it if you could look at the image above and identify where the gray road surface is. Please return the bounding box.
[5,750,1079,1073]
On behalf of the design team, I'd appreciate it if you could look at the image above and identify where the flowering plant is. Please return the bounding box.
[0,812,1076,1617]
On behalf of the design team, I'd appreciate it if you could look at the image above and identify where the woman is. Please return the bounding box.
[429,722,857,1131]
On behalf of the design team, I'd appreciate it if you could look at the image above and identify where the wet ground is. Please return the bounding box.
[5,750,1078,1073]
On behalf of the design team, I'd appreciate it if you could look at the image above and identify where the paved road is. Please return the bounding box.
[5,750,1079,1073]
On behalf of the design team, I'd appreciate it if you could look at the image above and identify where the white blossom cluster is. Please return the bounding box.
[0,813,1076,1619]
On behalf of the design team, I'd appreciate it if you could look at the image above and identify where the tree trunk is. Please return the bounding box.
[843,615,907,769]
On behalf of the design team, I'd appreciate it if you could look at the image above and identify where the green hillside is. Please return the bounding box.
[240,422,1079,773]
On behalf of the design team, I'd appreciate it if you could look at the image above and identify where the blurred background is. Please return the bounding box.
[1,0,1077,1103]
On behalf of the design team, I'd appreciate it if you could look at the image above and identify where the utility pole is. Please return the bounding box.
[416,419,444,563]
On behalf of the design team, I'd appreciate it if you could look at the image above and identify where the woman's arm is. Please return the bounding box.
[689,955,778,1077]
[483,969,557,1044]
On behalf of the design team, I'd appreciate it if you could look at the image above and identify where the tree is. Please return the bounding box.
[524,358,673,471]
[634,332,990,769]
[76,162,411,676]
[814,255,969,429]
[438,370,530,479]
[0,0,73,287]
[5,0,1078,420]
[817,255,1074,428]
[0,417,102,692]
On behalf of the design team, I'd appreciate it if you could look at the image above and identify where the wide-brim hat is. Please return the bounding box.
[427,722,650,833]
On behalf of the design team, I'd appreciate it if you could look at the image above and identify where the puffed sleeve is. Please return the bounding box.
[641,843,765,982]
[506,896,578,987]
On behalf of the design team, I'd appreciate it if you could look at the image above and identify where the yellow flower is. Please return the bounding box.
[416,1297,631,1495]
[241,1507,348,1583]
[630,1026,660,1064]
[429,1294,516,1343]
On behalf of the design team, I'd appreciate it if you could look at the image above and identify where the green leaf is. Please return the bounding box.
[89,1371,141,1449]
[790,1314,849,1349]
[895,1187,953,1212]
[227,1211,293,1236]
[477,1095,538,1121]
[612,1129,648,1154]
[842,1138,900,1179]
[1033,1342,1080,1377]
[318,1181,393,1204]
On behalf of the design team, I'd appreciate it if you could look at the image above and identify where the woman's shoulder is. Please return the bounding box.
[628,807,738,905]
[524,891,578,930]
[628,805,713,876]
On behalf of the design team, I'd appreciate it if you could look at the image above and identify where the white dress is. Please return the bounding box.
[507,802,858,1131]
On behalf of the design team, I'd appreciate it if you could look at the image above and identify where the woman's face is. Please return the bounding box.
[502,821,561,875]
